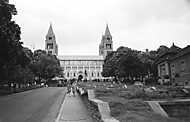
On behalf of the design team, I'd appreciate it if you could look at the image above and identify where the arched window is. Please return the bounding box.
[92,72,94,77]
[84,70,88,77]
[74,73,76,77]
[67,72,69,77]
[97,72,100,77]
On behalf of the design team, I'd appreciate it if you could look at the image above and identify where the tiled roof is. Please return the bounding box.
[58,55,104,61]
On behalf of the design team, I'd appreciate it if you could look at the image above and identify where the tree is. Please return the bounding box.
[9,65,34,85]
[0,1,26,81]
[102,46,157,83]
[102,51,116,77]
[31,50,62,82]
[118,54,144,78]
[0,1,62,86]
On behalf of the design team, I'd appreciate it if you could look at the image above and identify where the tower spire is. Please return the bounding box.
[99,24,113,58]
[105,24,111,36]
[47,23,54,36]
[45,23,58,55]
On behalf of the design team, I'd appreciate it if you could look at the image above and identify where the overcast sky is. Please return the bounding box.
[11,0,190,55]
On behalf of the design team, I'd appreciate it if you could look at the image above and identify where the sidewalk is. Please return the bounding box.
[56,93,93,122]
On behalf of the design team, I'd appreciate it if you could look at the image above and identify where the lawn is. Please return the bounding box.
[78,82,190,122]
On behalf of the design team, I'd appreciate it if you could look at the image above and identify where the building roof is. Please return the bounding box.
[58,55,104,61]
[172,45,190,59]
[47,23,55,36]
[155,44,189,64]
[168,43,181,53]
[105,24,111,36]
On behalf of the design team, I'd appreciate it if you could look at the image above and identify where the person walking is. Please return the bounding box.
[67,80,72,96]
[72,80,77,97]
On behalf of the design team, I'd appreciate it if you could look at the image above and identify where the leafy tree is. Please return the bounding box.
[118,54,144,78]
[0,1,62,86]
[102,46,158,83]
[102,52,116,77]
[0,1,26,81]
[31,50,62,82]
[9,65,34,85]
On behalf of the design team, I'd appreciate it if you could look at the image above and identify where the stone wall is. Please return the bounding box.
[78,88,119,122]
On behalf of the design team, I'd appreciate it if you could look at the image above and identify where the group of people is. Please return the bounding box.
[67,80,77,97]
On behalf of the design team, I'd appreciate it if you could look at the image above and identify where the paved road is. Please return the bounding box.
[0,87,66,122]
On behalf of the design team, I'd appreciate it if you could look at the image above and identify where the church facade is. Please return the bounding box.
[45,24,113,80]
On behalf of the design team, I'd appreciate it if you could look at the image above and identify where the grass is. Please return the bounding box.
[78,82,190,122]
[95,88,182,122]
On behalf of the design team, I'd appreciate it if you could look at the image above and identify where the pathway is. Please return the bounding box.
[56,92,93,122]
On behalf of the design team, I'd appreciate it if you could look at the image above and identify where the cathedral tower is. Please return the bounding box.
[99,24,113,58]
[45,24,58,55]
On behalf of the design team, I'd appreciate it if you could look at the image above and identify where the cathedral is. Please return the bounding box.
[45,24,113,80]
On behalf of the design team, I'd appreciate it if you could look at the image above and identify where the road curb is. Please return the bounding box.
[55,89,67,122]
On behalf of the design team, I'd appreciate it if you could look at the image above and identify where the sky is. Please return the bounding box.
[11,0,190,55]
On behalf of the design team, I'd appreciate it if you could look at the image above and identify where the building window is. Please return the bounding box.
[48,51,52,54]
[66,66,71,70]
[78,66,83,70]
[96,66,101,70]
[90,66,95,70]
[84,66,89,70]
[97,72,100,77]
[106,44,111,49]
[68,61,70,65]
[49,37,52,40]
[92,72,94,77]
[72,67,77,70]
[74,73,76,77]
[181,61,185,72]
[47,43,53,49]
[84,70,88,76]
[67,72,69,77]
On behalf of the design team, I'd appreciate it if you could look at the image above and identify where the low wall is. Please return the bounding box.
[81,93,103,122]
[77,87,119,122]
[147,101,168,117]
[147,99,190,120]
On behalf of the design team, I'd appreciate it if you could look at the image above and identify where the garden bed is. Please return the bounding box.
[95,88,181,122]
[78,82,190,122]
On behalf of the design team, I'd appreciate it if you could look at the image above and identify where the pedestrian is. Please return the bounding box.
[72,81,77,97]
[67,81,71,96]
